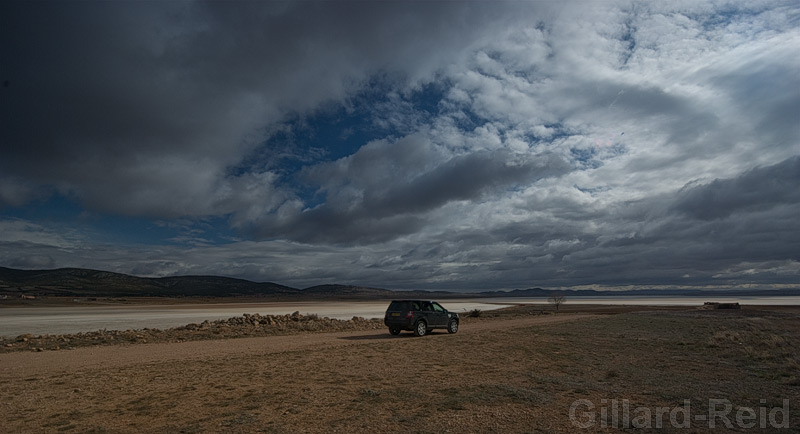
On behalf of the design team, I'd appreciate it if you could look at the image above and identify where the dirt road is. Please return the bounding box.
[0,313,596,376]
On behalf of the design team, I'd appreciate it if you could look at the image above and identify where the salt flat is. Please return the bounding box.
[0,300,509,337]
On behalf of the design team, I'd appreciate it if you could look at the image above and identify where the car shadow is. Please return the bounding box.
[338,331,443,341]
[338,333,405,341]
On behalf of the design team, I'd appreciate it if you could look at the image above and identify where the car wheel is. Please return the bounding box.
[448,319,459,334]
[389,328,401,335]
[413,320,427,337]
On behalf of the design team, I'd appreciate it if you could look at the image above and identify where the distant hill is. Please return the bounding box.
[151,275,297,297]
[301,284,460,300]
[0,267,297,298]
[301,284,395,298]
[0,267,458,299]
[1,266,798,299]
[479,286,800,298]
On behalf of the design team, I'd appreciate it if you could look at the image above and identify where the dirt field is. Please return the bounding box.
[1,306,798,433]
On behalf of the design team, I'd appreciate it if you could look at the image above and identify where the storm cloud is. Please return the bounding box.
[1,0,798,290]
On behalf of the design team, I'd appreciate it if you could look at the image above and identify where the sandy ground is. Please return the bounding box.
[2,308,798,433]
[1,314,596,433]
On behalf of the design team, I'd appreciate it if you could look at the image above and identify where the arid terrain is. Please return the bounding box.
[1,304,798,433]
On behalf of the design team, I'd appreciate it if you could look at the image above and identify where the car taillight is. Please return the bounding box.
[406,310,414,319]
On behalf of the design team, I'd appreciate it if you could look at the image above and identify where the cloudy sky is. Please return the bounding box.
[1,0,798,291]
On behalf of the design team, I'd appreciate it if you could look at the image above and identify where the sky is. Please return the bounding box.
[1,0,799,291]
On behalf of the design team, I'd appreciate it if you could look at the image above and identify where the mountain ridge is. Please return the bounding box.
[1,266,798,299]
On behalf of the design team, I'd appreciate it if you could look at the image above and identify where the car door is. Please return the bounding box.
[420,301,439,327]
[431,302,449,327]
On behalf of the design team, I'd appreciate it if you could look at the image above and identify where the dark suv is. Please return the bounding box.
[384,300,459,336]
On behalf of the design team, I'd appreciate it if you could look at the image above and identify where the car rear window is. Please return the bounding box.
[387,301,410,311]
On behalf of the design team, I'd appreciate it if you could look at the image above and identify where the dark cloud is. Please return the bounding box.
[360,149,569,218]
[556,157,800,286]
[0,0,529,213]
[247,145,569,244]
[1,1,798,290]
[671,156,800,220]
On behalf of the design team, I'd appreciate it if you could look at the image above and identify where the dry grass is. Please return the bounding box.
[1,307,798,433]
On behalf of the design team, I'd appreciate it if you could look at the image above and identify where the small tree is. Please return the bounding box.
[548,293,566,311]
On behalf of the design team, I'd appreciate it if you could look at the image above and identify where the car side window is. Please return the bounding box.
[432,303,445,312]
[421,302,432,311]
[412,302,420,310]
